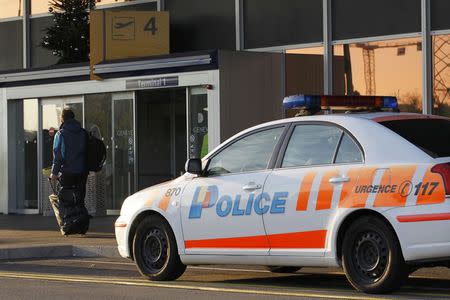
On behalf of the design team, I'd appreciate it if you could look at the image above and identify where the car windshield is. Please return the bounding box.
[378,118,450,158]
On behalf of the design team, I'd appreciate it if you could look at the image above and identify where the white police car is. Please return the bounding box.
[115,95,450,293]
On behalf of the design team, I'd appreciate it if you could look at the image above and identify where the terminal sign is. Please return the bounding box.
[126,76,179,90]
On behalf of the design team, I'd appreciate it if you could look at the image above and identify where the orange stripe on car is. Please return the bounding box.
[158,195,171,212]
[373,165,416,207]
[416,167,446,205]
[397,212,450,223]
[339,167,375,208]
[296,171,316,211]
[144,190,159,207]
[185,230,327,249]
[185,234,269,249]
[267,230,327,249]
[316,169,340,210]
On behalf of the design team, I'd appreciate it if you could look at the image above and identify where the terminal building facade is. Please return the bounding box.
[0,0,449,215]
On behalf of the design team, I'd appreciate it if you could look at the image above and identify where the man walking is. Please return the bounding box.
[50,109,88,204]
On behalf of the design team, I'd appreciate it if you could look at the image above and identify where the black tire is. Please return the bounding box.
[265,266,301,273]
[342,216,408,294]
[133,215,186,281]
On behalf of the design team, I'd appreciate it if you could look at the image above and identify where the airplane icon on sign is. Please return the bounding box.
[114,20,134,29]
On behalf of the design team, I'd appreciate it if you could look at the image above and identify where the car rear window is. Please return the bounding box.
[378,119,450,158]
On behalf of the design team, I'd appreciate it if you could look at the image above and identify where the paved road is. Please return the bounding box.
[0,258,449,299]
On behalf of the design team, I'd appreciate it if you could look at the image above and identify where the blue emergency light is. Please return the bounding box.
[382,96,399,110]
[282,95,321,110]
[282,94,399,112]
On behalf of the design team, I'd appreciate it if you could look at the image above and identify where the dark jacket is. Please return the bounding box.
[51,119,87,175]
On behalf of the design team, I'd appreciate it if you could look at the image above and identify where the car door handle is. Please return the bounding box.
[329,176,350,183]
[242,182,262,191]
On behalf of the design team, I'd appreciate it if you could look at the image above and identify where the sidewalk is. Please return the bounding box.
[0,215,121,260]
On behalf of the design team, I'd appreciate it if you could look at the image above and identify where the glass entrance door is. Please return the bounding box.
[188,87,208,159]
[8,99,39,213]
[136,88,187,189]
[112,93,135,211]
[39,97,83,213]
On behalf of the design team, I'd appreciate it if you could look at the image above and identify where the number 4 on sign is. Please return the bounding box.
[144,17,157,35]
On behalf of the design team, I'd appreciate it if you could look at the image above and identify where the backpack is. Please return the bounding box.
[85,130,106,172]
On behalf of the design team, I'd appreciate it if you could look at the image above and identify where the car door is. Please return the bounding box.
[181,126,286,256]
[262,122,364,257]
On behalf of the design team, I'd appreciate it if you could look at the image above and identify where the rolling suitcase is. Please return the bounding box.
[49,179,91,236]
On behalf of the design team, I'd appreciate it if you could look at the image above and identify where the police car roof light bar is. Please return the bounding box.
[282,95,398,111]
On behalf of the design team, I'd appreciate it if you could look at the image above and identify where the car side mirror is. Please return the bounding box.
[185,158,202,175]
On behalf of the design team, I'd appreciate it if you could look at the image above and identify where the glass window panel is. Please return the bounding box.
[8,99,39,210]
[84,93,113,210]
[0,0,22,18]
[379,119,450,158]
[244,0,322,49]
[333,37,423,113]
[0,20,23,71]
[96,0,136,7]
[335,133,363,164]
[31,0,51,15]
[286,47,324,96]
[30,16,58,68]
[432,35,450,117]
[207,127,283,176]
[282,125,342,168]
[98,1,157,11]
[189,87,208,159]
[113,96,134,210]
[167,0,235,52]
[332,0,421,40]
[431,0,450,31]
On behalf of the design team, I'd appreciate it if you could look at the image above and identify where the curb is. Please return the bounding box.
[0,245,120,261]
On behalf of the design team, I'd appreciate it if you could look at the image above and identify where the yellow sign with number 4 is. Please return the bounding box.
[90,10,169,79]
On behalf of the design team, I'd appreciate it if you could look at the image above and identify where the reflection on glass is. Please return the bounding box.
[0,0,22,18]
[96,0,135,6]
[189,87,208,159]
[85,93,113,210]
[113,96,134,210]
[285,47,324,96]
[286,47,324,55]
[136,89,186,189]
[432,35,450,117]
[333,37,423,113]
[31,0,50,15]
[10,99,39,209]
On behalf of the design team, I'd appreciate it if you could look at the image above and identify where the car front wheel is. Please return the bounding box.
[133,215,186,281]
[341,216,408,293]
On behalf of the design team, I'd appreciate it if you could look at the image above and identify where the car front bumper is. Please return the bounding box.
[115,215,131,259]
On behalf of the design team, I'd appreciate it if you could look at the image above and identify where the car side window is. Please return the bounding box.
[282,125,342,168]
[335,133,363,164]
[207,127,284,176]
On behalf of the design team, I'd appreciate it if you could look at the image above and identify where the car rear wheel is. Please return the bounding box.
[133,215,186,281]
[265,266,301,273]
[341,216,408,293]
